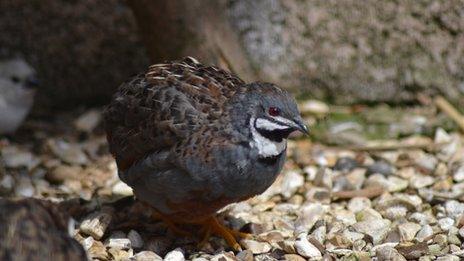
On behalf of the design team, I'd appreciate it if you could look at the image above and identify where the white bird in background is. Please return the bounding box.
[0,59,37,134]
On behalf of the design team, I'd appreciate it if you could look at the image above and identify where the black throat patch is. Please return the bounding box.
[254,118,294,142]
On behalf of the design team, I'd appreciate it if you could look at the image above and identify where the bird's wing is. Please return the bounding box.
[103,57,245,171]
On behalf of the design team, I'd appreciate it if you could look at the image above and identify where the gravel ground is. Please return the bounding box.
[1,101,464,261]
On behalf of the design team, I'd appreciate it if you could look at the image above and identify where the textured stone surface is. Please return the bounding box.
[0,0,148,109]
[227,0,464,103]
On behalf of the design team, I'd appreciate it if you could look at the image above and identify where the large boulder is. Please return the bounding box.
[130,0,464,104]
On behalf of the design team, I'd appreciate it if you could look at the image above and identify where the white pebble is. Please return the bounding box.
[294,234,322,258]
[164,248,185,261]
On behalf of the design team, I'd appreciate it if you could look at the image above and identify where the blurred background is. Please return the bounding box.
[1,0,463,111]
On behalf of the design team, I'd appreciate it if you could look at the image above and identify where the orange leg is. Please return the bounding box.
[151,211,191,237]
[197,216,251,251]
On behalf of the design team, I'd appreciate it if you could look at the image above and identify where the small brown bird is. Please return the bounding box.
[0,198,87,261]
[104,57,308,249]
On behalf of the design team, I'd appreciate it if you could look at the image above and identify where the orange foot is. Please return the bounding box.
[197,216,251,251]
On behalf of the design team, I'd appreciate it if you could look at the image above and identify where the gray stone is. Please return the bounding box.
[352,219,391,244]
[376,246,406,261]
[128,230,144,249]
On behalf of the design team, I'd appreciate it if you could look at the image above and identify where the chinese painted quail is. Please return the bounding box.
[103,57,308,250]
[0,59,37,134]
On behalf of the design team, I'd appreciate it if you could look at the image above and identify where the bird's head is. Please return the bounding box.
[0,58,39,93]
[248,82,308,140]
[232,82,308,158]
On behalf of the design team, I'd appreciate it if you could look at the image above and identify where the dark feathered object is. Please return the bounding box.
[0,198,87,261]
[104,57,308,249]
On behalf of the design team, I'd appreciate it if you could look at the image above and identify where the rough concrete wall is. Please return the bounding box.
[0,0,149,110]
[227,0,464,103]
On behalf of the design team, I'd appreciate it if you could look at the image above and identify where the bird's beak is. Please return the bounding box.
[293,117,310,135]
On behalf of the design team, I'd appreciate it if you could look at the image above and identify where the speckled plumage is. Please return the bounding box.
[0,198,86,261]
[104,57,307,222]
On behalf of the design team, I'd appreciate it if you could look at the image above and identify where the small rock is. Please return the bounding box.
[342,229,364,244]
[300,100,329,115]
[47,139,89,165]
[448,234,461,245]
[365,174,408,192]
[14,175,35,197]
[164,248,185,261]
[367,160,395,176]
[74,109,101,132]
[433,234,447,245]
[283,254,306,261]
[240,223,266,234]
[434,128,452,143]
[396,242,428,260]
[106,238,131,250]
[438,217,454,231]
[145,237,172,256]
[82,236,94,250]
[108,248,132,260]
[436,255,460,261]
[211,252,237,261]
[352,219,391,244]
[88,240,109,260]
[333,157,359,172]
[348,197,371,213]
[280,170,304,199]
[328,234,350,248]
[0,174,14,194]
[314,168,333,189]
[398,222,421,242]
[416,225,433,242]
[428,243,444,256]
[128,229,144,249]
[409,174,435,189]
[376,246,406,261]
[445,200,464,218]
[355,208,383,221]
[46,165,82,184]
[333,168,366,191]
[236,250,254,261]
[383,206,408,221]
[278,240,296,254]
[294,234,322,258]
[303,166,318,181]
[1,146,39,169]
[410,212,434,225]
[414,152,438,173]
[453,165,464,182]
[240,239,271,254]
[257,231,284,243]
[134,251,162,261]
[311,225,326,244]
[332,209,356,225]
[294,203,327,234]
[79,208,113,240]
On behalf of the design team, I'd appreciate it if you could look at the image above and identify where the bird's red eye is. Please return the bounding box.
[268,107,280,116]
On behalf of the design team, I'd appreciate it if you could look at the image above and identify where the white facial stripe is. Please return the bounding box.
[249,117,287,158]
[255,118,290,131]
[272,116,297,128]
